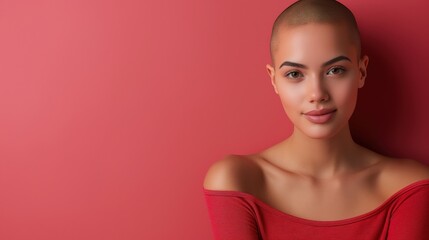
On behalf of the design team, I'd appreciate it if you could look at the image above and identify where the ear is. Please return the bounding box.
[266,64,278,94]
[358,55,369,88]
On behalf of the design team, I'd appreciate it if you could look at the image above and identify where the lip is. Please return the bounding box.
[303,109,337,124]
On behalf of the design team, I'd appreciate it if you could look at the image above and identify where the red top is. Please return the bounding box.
[203,179,429,240]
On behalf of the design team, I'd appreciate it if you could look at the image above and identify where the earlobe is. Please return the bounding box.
[266,64,278,94]
[358,55,369,88]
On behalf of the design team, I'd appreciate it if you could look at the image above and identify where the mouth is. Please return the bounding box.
[303,109,337,124]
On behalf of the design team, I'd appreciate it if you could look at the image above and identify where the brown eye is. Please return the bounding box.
[286,71,303,79]
[327,67,345,75]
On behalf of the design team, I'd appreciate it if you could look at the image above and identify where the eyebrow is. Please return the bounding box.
[279,56,351,69]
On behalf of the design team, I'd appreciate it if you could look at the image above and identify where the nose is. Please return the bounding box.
[307,76,329,103]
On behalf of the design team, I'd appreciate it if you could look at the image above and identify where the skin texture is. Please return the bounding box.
[204,1,429,221]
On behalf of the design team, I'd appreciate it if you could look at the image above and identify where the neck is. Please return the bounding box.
[283,125,362,179]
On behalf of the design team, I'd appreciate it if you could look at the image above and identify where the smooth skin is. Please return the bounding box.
[204,22,429,221]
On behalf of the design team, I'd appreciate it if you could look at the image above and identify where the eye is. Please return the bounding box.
[285,71,303,79]
[327,66,346,75]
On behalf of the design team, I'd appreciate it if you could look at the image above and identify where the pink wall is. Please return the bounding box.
[0,0,428,239]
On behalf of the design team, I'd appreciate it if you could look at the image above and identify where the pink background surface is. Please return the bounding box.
[0,0,428,239]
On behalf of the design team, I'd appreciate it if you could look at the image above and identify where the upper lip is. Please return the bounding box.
[304,108,337,116]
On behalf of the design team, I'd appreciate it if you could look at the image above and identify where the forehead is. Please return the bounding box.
[273,23,358,67]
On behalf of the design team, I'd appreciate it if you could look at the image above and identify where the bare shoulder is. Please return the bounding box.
[203,154,264,193]
[377,156,429,195]
[381,157,429,180]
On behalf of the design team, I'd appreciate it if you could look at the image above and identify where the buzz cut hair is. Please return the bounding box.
[270,0,361,61]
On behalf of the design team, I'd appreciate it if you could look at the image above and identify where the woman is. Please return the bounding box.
[203,0,429,239]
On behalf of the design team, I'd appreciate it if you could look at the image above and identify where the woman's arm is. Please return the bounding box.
[203,156,263,240]
[204,189,261,240]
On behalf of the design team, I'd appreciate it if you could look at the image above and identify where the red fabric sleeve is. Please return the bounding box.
[387,187,429,239]
[203,189,261,240]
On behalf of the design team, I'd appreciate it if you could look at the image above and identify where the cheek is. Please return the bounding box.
[277,85,305,113]
[332,81,359,112]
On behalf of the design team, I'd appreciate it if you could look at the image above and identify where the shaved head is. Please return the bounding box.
[270,0,361,61]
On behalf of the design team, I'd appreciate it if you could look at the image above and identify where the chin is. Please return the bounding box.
[296,122,348,140]
[302,130,338,139]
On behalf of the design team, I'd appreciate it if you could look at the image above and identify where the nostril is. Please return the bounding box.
[308,93,329,103]
[320,95,329,102]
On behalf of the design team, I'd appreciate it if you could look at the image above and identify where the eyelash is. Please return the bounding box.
[327,66,346,75]
[285,71,303,79]
[284,66,346,79]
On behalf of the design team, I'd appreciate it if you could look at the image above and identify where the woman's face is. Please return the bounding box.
[267,23,368,139]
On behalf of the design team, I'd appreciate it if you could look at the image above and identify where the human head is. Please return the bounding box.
[265,0,369,139]
[270,0,362,65]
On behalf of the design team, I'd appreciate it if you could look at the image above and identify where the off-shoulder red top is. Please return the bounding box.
[203,179,429,240]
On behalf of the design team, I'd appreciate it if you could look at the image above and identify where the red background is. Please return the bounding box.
[0,0,428,239]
